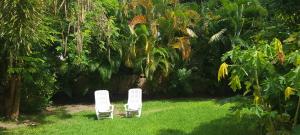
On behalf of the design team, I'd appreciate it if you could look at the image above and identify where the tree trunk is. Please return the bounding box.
[293,96,300,128]
[0,89,4,115]
[0,52,8,116]
[4,75,21,121]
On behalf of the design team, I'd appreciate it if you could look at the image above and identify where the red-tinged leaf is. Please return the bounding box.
[129,15,147,29]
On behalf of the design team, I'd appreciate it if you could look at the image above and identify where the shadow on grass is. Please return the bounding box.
[83,112,136,120]
[83,113,117,120]
[46,106,72,120]
[162,98,211,103]
[158,114,262,135]
[19,106,72,125]
[213,95,252,105]
[157,97,245,105]
[84,114,98,120]
[0,127,6,134]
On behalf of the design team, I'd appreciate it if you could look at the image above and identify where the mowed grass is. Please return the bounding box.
[1,99,260,135]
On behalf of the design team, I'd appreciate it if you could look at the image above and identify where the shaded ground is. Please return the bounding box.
[0,104,95,130]
[0,122,22,129]
[0,98,228,130]
[158,114,261,135]
[46,104,94,114]
[0,102,130,130]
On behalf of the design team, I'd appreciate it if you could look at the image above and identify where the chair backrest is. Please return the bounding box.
[95,90,111,111]
[127,88,142,109]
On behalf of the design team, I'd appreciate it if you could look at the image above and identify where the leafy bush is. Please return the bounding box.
[208,0,300,133]
[168,68,193,96]
[21,53,57,113]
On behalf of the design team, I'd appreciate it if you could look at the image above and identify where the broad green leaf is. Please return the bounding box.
[229,75,242,92]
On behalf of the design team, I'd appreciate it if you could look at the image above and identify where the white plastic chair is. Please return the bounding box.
[94,90,114,119]
[124,88,142,117]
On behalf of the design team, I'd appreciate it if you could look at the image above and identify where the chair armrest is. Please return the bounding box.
[110,105,114,112]
[124,104,128,110]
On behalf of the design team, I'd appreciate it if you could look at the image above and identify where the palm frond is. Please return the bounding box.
[129,15,147,29]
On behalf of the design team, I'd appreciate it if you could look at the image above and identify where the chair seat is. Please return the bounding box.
[125,88,142,117]
[127,108,139,112]
[127,105,140,111]
[95,90,114,119]
[98,109,112,113]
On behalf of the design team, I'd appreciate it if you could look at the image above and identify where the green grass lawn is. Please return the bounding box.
[1,99,260,135]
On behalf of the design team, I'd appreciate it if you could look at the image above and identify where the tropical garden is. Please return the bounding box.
[0,0,299,134]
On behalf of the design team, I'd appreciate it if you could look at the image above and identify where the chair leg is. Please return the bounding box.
[96,111,100,120]
[137,109,141,118]
[110,112,113,119]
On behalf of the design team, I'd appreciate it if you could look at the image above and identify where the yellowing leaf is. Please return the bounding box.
[254,95,260,105]
[145,40,150,52]
[129,15,147,30]
[171,42,181,49]
[243,81,252,96]
[151,21,158,38]
[125,56,133,67]
[129,25,136,35]
[184,10,201,24]
[130,0,153,10]
[147,53,151,64]
[274,38,285,64]
[296,56,300,66]
[218,62,228,81]
[253,86,262,105]
[182,46,191,60]
[171,37,191,60]
[277,51,285,64]
[274,38,283,53]
[283,33,298,43]
[285,87,296,100]
[168,0,179,4]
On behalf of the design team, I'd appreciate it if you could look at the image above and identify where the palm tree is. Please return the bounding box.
[121,0,200,79]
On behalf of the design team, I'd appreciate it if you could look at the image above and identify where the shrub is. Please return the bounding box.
[20,54,57,113]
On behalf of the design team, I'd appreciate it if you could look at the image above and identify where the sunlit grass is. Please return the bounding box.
[2,99,260,135]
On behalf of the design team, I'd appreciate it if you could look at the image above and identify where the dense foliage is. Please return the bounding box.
[0,0,299,134]
[215,0,300,134]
